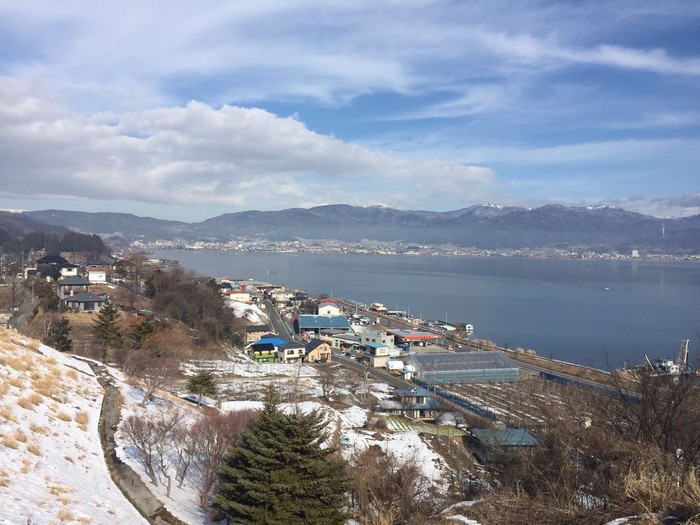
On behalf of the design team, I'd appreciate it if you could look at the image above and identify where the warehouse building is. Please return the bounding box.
[408,350,519,384]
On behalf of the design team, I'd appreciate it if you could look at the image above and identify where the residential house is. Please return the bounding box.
[467,428,539,464]
[225,289,252,304]
[58,263,80,279]
[317,300,341,316]
[269,289,295,305]
[36,255,70,281]
[362,342,401,368]
[330,333,361,355]
[304,339,332,363]
[84,255,115,283]
[248,335,281,363]
[245,324,271,344]
[57,276,91,300]
[378,388,440,420]
[277,340,306,363]
[360,330,401,366]
[64,292,106,312]
[360,330,395,348]
[249,335,305,364]
[387,329,440,349]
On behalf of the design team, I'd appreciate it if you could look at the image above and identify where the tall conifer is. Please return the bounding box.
[187,371,218,406]
[214,386,350,524]
[91,300,123,357]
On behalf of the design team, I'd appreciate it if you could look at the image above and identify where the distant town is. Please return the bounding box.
[131,237,700,262]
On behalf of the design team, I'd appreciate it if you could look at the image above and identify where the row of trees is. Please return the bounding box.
[0,230,109,258]
[145,267,234,342]
[121,405,258,505]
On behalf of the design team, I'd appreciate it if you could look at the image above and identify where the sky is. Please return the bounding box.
[0,1,698,222]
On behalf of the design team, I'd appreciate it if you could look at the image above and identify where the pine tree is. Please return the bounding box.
[44,317,72,352]
[214,386,350,524]
[91,300,123,357]
[187,371,218,406]
[128,318,156,349]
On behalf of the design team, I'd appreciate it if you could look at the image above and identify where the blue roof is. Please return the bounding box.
[471,428,539,447]
[297,315,351,330]
[253,336,291,348]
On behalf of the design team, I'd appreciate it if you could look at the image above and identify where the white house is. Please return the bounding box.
[318,300,341,316]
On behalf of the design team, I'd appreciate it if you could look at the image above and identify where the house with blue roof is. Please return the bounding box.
[378,387,441,420]
[249,335,306,363]
[468,428,540,464]
[294,314,352,336]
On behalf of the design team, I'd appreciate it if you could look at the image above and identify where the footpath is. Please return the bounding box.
[88,362,189,525]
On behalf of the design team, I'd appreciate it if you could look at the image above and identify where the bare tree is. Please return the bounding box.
[3,266,23,328]
[190,410,258,507]
[121,414,159,485]
[151,406,186,498]
[593,368,700,467]
[318,364,338,401]
[119,251,150,308]
[348,446,435,525]
[171,421,199,488]
[123,351,181,406]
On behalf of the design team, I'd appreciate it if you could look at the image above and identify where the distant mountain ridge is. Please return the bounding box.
[25,204,700,254]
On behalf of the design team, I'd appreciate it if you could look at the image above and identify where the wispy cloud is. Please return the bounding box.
[476,30,700,76]
[0,1,698,218]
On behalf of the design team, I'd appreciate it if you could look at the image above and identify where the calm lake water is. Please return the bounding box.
[152,250,700,369]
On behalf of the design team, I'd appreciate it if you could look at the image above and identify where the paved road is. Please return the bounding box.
[88,361,188,525]
[264,298,295,339]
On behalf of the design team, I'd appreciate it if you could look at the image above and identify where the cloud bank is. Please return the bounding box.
[0,78,494,212]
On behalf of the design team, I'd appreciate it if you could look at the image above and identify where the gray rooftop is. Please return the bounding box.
[58,276,91,286]
[411,350,516,372]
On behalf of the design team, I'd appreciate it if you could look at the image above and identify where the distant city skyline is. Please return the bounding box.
[1,1,699,221]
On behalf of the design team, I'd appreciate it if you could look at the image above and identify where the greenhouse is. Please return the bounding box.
[409,350,519,384]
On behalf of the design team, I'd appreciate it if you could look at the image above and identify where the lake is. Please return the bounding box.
[151,250,700,370]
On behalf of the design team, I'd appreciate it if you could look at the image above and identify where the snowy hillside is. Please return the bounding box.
[0,328,147,524]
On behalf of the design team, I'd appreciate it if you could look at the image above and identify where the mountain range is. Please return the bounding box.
[8,204,700,254]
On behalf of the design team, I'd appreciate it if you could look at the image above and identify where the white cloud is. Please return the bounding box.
[0,79,494,211]
[475,30,700,76]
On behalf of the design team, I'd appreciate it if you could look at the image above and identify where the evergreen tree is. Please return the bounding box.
[91,300,123,357]
[214,386,350,524]
[187,371,218,406]
[128,318,156,349]
[45,317,72,353]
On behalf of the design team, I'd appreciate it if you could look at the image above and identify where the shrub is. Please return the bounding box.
[56,411,72,422]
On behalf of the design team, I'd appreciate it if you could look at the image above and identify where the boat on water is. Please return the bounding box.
[643,339,695,376]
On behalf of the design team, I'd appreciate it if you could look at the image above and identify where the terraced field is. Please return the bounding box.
[386,414,467,436]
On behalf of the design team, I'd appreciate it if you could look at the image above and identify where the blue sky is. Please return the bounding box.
[0,1,698,221]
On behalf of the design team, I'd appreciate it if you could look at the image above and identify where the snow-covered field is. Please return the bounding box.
[0,326,636,525]
[0,328,148,524]
[114,381,450,524]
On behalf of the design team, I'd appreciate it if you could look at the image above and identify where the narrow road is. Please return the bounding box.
[264,298,295,339]
[88,361,189,525]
